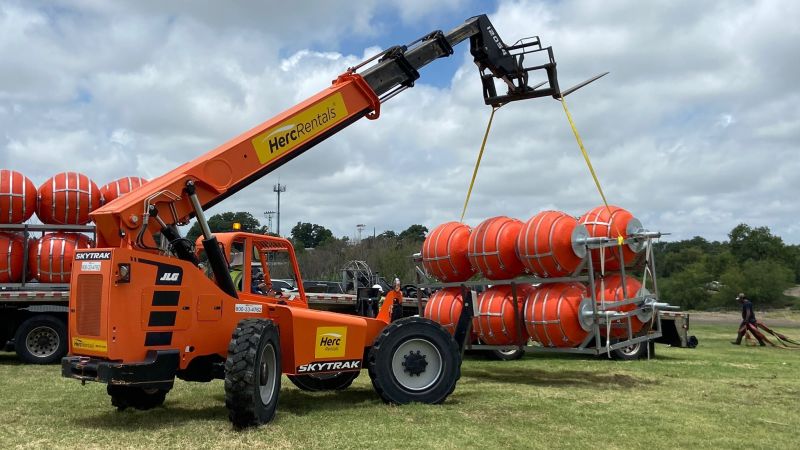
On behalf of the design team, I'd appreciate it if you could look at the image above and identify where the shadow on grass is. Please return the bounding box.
[461,366,648,388]
[0,352,24,366]
[74,386,387,430]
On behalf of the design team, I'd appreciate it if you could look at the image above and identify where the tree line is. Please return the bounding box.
[188,213,800,309]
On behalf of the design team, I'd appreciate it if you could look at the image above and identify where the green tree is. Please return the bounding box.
[186,211,262,242]
[399,224,427,242]
[291,222,334,248]
[728,224,788,264]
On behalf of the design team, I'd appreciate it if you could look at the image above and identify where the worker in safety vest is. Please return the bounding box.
[732,293,766,346]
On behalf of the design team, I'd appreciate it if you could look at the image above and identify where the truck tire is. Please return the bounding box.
[224,319,281,429]
[287,372,360,391]
[611,340,655,361]
[108,385,169,411]
[14,315,67,364]
[368,317,460,405]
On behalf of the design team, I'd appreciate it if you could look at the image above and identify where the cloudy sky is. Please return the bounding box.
[1,0,798,244]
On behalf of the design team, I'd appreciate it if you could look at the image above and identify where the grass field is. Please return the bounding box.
[1,322,799,449]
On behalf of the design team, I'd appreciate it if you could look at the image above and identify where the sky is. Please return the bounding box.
[1,0,799,244]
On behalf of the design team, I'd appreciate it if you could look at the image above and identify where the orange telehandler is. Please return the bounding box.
[62,14,570,427]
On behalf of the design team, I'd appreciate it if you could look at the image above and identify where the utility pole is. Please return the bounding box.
[263,210,276,234]
[273,183,286,236]
[356,224,366,243]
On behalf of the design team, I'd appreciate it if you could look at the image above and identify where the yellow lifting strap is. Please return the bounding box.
[460,105,501,223]
[559,97,623,242]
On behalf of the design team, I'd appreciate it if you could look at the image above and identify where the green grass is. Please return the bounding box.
[2,323,799,449]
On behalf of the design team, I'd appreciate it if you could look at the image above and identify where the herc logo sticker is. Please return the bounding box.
[315,326,347,358]
[251,92,348,165]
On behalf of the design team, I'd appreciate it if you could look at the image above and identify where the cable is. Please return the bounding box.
[460,105,502,223]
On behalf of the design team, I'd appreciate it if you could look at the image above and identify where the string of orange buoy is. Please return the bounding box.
[558,96,624,245]
[460,105,503,223]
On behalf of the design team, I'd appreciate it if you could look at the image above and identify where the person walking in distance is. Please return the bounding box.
[732,293,766,346]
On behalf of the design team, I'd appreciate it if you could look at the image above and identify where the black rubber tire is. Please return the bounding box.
[611,340,655,361]
[287,371,360,392]
[107,385,168,411]
[368,316,460,405]
[14,315,68,364]
[488,346,525,361]
[224,319,281,429]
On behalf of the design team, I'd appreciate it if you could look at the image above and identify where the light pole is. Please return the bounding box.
[263,210,276,234]
[356,224,366,243]
[273,183,286,236]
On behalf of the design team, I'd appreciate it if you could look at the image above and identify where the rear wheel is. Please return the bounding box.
[288,372,360,392]
[488,346,525,361]
[368,317,460,404]
[14,315,67,364]
[611,340,655,360]
[108,385,169,411]
[224,319,281,428]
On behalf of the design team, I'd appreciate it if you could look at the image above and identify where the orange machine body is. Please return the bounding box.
[0,169,37,224]
[67,232,396,375]
[468,216,525,280]
[422,222,475,282]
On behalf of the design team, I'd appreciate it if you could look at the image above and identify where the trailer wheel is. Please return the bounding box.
[368,317,460,405]
[488,346,525,361]
[611,340,655,361]
[14,315,67,364]
[287,372,360,392]
[224,319,281,428]
[108,385,168,411]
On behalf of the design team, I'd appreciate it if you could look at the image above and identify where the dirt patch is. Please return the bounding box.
[784,285,800,298]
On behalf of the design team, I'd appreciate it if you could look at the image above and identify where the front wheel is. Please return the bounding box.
[368,317,460,405]
[288,372,360,392]
[14,315,67,364]
[224,319,281,428]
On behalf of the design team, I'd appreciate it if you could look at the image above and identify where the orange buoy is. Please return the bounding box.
[0,169,37,224]
[28,232,93,283]
[423,288,465,335]
[100,176,149,204]
[517,210,589,277]
[595,273,646,337]
[37,172,101,225]
[578,205,644,270]
[474,284,532,345]
[0,232,25,283]
[422,222,476,282]
[524,282,591,347]
[468,216,525,280]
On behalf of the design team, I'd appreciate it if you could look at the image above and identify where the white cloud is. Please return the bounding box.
[1,0,799,245]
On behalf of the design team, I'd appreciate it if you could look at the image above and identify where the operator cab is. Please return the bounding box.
[196,232,307,306]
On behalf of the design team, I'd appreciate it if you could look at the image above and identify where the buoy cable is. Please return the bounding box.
[460,105,502,223]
